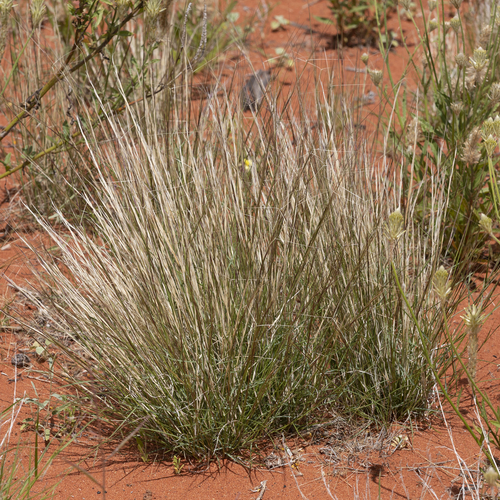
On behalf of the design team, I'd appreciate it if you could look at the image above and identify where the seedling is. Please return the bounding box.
[172,455,184,475]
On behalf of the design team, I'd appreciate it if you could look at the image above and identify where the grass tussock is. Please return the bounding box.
[24,75,476,460]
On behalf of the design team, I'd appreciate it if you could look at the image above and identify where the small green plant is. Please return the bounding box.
[172,455,184,474]
[381,0,500,267]
[1,401,74,499]
[135,433,149,462]
[315,0,396,46]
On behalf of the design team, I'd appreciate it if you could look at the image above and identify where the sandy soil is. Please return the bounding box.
[1,0,500,499]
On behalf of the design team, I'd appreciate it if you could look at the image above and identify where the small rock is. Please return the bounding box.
[241,69,272,112]
[11,353,30,368]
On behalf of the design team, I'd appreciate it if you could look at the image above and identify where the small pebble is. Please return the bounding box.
[11,353,30,368]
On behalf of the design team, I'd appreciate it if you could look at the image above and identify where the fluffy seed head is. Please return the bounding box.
[30,0,46,26]
[400,0,412,10]
[450,16,461,33]
[387,208,405,241]
[484,466,500,488]
[483,117,496,138]
[480,213,493,234]
[428,0,436,10]
[451,102,463,115]
[0,0,12,17]
[480,25,492,47]
[444,21,451,32]
[369,69,383,87]
[145,0,165,22]
[455,53,468,69]
[462,128,482,164]
[470,47,489,71]
[433,266,451,301]
[493,115,500,137]
[484,135,497,157]
[428,19,438,31]
[450,0,462,8]
[462,304,486,334]
[489,82,500,103]
[361,53,369,65]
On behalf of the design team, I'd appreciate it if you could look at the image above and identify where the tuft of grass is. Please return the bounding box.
[0,400,73,499]
[21,63,483,460]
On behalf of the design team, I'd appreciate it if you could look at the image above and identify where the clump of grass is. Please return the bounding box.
[22,63,482,460]
[0,0,243,222]
[380,0,500,267]
[0,401,70,499]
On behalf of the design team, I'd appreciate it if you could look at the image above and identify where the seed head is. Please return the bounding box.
[462,304,486,334]
[400,0,412,10]
[387,208,405,242]
[30,0,46,26]
[428,0,436,10]
[470,47,489,71]
[493,115,500,137]
[455,53,468,69]
[484,466,500,488]
[145,0,165,22]
[480,25,492,48]
[433,266,451,301]
[462,128,482,164]
[480,213,494,234]
[450,16,461,33]
[450,0,462,9]
[0,0,12,17]
[483,117,496,138]
[369,69,383,87]
[489,82,500,103]
[451,102,463,115]
[428,19,438,32]
[361,53,369,65]
[462,303,485,381]
[444,21,451,32]
[484,135,498,157]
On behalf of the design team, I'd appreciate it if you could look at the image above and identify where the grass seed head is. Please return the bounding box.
[450,16,461,33]
[470,47,489,71]
[428,19,438,32]
[451,102,463,115]
[480,25,492,48]
[369,69,383,87]
[493,115,500,137]
[483,117,496,138]
[455,53,468,68]
[489,82,500,103]
[479,213,494,235]
[484,466,499,488]
[387,208,405,242]
[400,0,412,11]
[462,304,485,382]
[433,266,451,301]
[30,0,46,26]
[484,135,497,157]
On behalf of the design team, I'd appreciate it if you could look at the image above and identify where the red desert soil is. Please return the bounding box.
[1,1,499,499]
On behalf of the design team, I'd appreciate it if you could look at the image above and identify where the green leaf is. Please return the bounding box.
[314,15,335,25]
[118,30,133,37]
[227,12,239,22]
